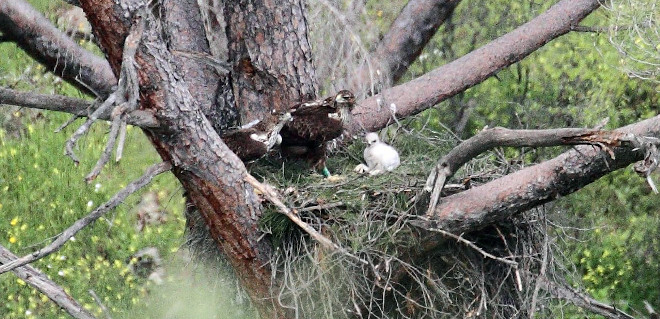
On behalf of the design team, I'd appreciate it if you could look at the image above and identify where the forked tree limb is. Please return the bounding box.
[82,14,144,180]
[423,127,634,215]
[353,0,602,133]
[0,0,116,97]
[0,161,172,274]
[347,0,462,92]
[0,245,97,319]
[0,87,159,128]
[415,115,660,242]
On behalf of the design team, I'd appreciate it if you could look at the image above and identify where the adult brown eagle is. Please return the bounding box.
[222,112,292,162]
[280,90,356,177]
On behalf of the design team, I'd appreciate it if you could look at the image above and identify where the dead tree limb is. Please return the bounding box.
[353,0,601,133]
[0,161,171,274]
[83,14,144,181]
[0,87,159,128]
[0,0,116,97]
[0,245,97,319]
[424,127,632,215]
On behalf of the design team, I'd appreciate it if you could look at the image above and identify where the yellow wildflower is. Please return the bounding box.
[10,217,18,226]
[9,236,17,244]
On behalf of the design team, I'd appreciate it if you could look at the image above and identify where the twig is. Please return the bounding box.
[65,93,117,164]
[0,245,97,319]
[539,276,635,319]
[115,121,127,162]
[0,87,159,128]
[0,161,171,274]
[427,228,519,266]
[529,216,550,316]
[55,114,81,133]
[89,289,112,319]
[244,174,369,267]
[85,115,123,182]
[296,202,344,213]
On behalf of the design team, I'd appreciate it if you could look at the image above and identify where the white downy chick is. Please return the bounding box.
[354,132,400,175]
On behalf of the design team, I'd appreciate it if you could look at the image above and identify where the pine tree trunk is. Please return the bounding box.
[79,0,317,317]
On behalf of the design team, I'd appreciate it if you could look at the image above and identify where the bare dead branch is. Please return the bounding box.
[65,14,145,167]
[352,0,601,133]
[115,121,127,162]
[0,0,116,97]
[65,93,117,164]
[0,245,97,319]
[0,87,159,128]
[424,127,632,215]
[85,116,122,182]
[82,15,144,179]
[427,228,519,266]
[245,174,352,254]
[348,0,462,92]
[88,289,112,319]
[538,277,635,319]
[0,161,172,274]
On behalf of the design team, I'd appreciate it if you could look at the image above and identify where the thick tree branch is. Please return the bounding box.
[0,162,171,274]
[424,127,632,215]
[415,115,660,241]
[352,0,601,133]
[0,245,97,319]
[348,0,462,91]
[0,87,159,128]
[0,0,116,97]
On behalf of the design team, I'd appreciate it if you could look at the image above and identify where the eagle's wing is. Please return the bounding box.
[289,98,335,116]
[283,114,343,143]
[221,129,267,162]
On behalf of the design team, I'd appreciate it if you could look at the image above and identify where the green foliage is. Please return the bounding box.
[559,169,660,311]
[403,0,660,314]
[0,112,186,318]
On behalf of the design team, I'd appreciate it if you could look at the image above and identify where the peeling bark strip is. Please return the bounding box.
[354,0,601,133]
[0,0,116,97]
[223,0,318,123]
[161,0,235,133]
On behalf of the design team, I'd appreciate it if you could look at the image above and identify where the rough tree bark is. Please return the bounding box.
[0,1,116,96]
[0,0,630,317]
[76,0,286,317]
